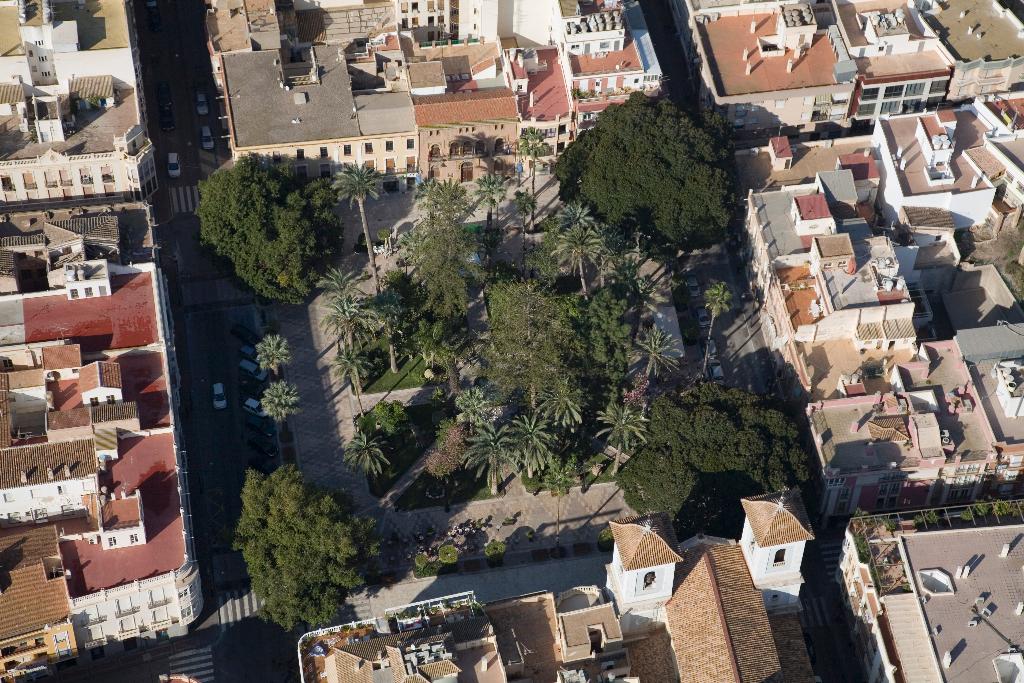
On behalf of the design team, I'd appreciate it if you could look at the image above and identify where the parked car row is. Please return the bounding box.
[210,322,279,458]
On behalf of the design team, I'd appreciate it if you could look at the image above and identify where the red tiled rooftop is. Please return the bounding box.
[839,152,880,181]
[60,433,183,597]
[570,39,643,77]
[795,194,831,220]
[697,14,838,96]
[413,89,519,126]
[770,136,793,159]
[79,361,122,393]
[113,351,171,429]
[41,343,82,370]
[101,496,142,530]
[921,114,944,139]
[517,49,571,122]
[23,273,160,352]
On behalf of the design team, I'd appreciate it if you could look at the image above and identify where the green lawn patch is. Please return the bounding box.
[363,340,435,395]
[367,404,439,497]
[395,465,493,511]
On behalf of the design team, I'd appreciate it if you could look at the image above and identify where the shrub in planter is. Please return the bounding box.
[994,500,1012,517]
[413,553,439,578]
[960,508,974,522]
[485,540,506,567]
[597,527,614,552]
[973,501,991,518]
[438,543,459,566]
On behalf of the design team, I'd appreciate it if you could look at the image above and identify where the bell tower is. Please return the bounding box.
[739,489,815,613]
[605,513,683,635]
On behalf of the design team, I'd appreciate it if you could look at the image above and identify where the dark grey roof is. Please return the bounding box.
[223,45,361,149]
[0,234,45,247]
[818,169,858,206]
[956,324,1024,363]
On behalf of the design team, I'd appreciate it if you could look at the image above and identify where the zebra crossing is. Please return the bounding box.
[169,184,200,214]
[818,538,845,580]
[168,646,215,682]
[800,594,832,629]
[217,588,264,632]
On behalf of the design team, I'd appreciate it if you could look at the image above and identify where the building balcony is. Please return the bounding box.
[85,614,107,626]
[115,606,140,618]
[148,598,172,609]
[117,627,140,639]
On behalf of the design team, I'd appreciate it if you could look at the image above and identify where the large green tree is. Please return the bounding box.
[234,465,377,630]
[555,94,734,252]
[616,383,809,536]
[484,281,576,407]
[581,288,631,399]
[198,157,341,303]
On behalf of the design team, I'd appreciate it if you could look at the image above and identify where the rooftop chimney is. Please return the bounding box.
[899,157,907,171]
[63,463,71,478]
[786,59,794,73]
[750,19,757,33]
[971,175,980,189]
[943,651,952,669]
[1016,602,1024,615]
[20,470,27,484]
[1002,543,1011,558]
[46,467,54,480]
[742,47,749,60]
[746,61,753,75]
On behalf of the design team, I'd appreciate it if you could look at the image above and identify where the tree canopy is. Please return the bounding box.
[234,465,377,630]
[616,383,809,537]
[555,94,734,252]
[198,157,342,303]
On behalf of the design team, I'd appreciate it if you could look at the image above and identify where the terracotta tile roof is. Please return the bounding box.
[794,194,831,220]
[866,415,910,442]
[90,401,139,424]
[768,612,816,683]
[0,524,70,641]
[296,9,326,44]
[0,391,9,449]
[0,82,24,105]
[47,407,92,431]
[417,659,461,680]
[770,136,793,159]
[741,490,814,547]
[42,343,83,370]
[4,368,45,389]
[69,74,114,100]
[325,649,373,683]
[78,360,122,392]
[609,512,683,570]
[0,439,97,488]
[667,542,784,683]
[412,89,519,126]
[902,206,955,230]
[965,146,1005,179]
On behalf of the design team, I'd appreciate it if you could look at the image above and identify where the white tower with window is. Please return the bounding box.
[739,489,815,613]
[605,513,683,635]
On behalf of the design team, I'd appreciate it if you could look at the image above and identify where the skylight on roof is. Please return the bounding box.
[918,568,955,595]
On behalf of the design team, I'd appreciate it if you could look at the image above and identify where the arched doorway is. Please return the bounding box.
[429,165,440,180]
[460,162,473,182]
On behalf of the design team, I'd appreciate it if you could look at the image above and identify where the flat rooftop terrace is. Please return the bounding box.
[21,271,160,351]
[54,0,130,51]
[970,360,1024,448]
[923,0,1024,62]
[697,12,839,96]
[0,92,139,159]
[60,433,184,597]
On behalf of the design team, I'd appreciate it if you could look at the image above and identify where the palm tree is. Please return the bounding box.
[552,223,603,298]
[703,282,734,376]
[335,164,384,294]
[465,422,518,496]
[597,402,648,475]
[255,334,291,378]
[558,201,597,232]
[343,429,387,477]
[543,461,576,553]
[633,325,680,379]
[513,190,537,232]
[510,413,555,478]
[321,295,379,350]
[372,290,403,374]
[538,382,583,430]
[317,265,367,301]
[416,178,470,220]
[517,128,548,213]
[475,174,507,227]
[331,346,370,417]
[261,380,301,425]
[455,386,497,432]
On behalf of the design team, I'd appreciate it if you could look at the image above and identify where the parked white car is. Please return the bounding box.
[167,152,181,179]
[200,125,214,151]
[212,382,227,410]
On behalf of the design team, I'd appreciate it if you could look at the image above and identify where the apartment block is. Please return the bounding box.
[918,0,1024,99]
[504,46,573,158]
[0,204,200,671]
[0,0,156,206]
[220,45,420,191]
[839,509,1024,682]
[832,0,953,121]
